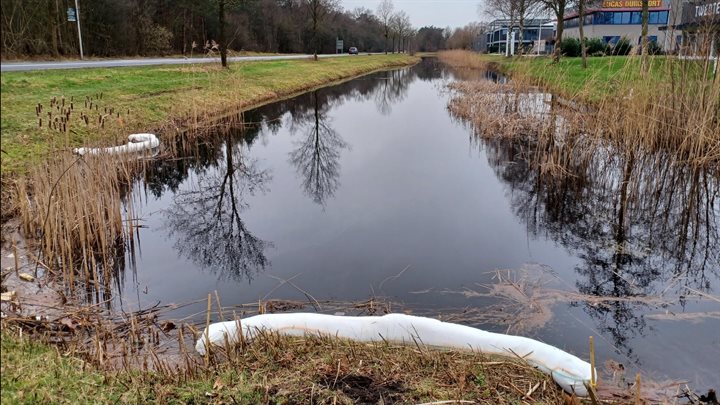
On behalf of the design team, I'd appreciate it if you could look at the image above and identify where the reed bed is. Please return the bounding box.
[14,151,148,301]
[441,50,720,168]
[11,96,254,301]
[591,59,719,167]
[439,49,499,71]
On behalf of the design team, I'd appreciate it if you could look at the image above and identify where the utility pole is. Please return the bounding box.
[74,0,84,59]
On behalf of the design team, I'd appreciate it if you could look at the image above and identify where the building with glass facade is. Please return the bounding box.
[563,0,671,49]
[482,19,556,54]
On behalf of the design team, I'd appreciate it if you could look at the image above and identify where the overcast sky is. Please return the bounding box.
[339,0,482,29]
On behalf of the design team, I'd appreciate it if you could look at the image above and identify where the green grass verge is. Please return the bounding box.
[1,54,418,174]
[470,54,692,102]
[1,329,568,404]
[0,331,262,404]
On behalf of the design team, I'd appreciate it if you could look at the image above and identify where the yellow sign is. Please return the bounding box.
[602,0,662,7]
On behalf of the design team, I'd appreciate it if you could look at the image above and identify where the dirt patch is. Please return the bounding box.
[319,374,405,403]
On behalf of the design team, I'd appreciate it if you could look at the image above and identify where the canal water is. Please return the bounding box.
[120,58,719,389]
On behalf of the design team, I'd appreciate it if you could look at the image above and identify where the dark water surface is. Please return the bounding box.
[121,58,719,388]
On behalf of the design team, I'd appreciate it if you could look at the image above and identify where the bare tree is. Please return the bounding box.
[406,27,418,54]
[539,0,572,62]
[376,0,394,54]
[389,12,409,52]
[484,0,519,56]
[447,22,488,50]
[394,11,411,52]
[516,0,543,55]
[305,0,339,61]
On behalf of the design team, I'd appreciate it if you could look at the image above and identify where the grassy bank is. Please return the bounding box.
[0,54,417,174]
[1,327,569,404]
[438,50,711,102]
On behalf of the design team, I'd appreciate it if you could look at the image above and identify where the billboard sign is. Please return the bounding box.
[681,0,720,25]
[601,0,662,7]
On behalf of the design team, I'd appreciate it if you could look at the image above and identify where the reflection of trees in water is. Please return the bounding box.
[288,91,348,205]
[374,68,415,115]
[135,60,441,279]
[480,129,719,358]
[143,60,440,201]
[164,127,272,282]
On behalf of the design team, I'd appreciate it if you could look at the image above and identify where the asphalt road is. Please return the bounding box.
[0,53,364,72]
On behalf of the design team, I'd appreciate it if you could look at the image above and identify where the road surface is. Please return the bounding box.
[0,53,367,72]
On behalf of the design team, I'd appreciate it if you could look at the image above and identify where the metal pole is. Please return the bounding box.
[74,0,84,59]
[538,25,542,55]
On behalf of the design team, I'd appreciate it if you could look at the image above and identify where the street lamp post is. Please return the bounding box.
[74,0,84,59]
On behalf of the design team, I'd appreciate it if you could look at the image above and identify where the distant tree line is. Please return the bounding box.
[0,0,430,58]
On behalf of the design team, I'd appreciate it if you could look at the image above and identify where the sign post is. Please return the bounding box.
[336,38,344,54]
[73,0,84,59]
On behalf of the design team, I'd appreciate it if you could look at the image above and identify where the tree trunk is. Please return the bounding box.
[553,8,565,63]
[48,0,59,56]
[312,11,318,61]
[219,0,227,67]
[56,0,65,55]
[505,14,510,56]
[182,8,187,56]
[519,16,525,56]
[579,0,587,68]
[640,0,649,75]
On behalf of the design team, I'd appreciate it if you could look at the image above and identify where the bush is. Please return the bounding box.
[647,40,664,55]
[145,25,174,55]
[585,38,605,55]
[560,37,581,57]
[607,37,632,55]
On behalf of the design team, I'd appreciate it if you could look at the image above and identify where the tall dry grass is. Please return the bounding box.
[439,49,499,71]
[12,110,252,300]
[15,152,148,299]
[444,50,720,168]
[595,60,718,167]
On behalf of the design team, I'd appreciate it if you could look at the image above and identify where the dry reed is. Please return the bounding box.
[15,151,149,300]
[443,50,720,168]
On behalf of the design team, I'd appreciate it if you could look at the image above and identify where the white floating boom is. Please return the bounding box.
[196,313,593,396]
[73,133,159,156]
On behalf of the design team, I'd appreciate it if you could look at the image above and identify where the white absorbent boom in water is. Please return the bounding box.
[73,133,159,156]
[196,313,593,396]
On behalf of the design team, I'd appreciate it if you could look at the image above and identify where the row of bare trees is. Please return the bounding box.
[376,0,414,54]
[0,0,418,59]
